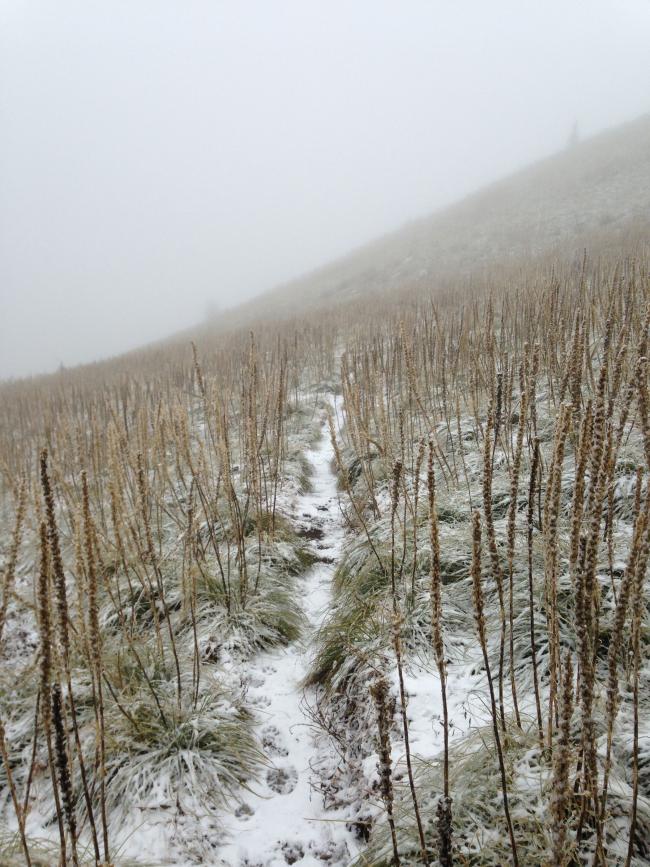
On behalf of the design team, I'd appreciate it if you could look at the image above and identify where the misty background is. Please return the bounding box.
[1,1,649,380]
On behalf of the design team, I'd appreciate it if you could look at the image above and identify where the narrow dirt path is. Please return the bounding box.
[219,400,358,867]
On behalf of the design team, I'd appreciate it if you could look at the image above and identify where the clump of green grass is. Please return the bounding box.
[307,501,480,696]
[196,573,306,654]
[189,516,315,654]
[102,679,262,822]
[305,598,382,690]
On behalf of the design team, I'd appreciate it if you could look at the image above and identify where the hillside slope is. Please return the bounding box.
[246,112,650,315]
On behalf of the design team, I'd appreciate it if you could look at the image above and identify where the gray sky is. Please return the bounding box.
[1,0,649,379]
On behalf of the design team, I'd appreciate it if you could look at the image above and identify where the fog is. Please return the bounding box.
[1,1,649,379]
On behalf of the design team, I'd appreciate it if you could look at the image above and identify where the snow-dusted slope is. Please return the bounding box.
[245,113,650,315]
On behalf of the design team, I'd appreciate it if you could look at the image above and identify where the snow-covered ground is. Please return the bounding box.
[218,400,359,867]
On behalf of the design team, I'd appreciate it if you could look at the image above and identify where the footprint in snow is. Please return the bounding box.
[309,840,350,863]
[266,765,298,794]
[234,802,255,819]
[261,724,289,757]
[280,841,304,864]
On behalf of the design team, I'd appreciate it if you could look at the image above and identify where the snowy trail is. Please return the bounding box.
[219,401,358,867]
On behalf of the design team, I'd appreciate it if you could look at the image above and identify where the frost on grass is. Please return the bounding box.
[2,251,650,866]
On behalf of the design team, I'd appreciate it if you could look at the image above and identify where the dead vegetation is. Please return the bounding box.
[1,232,650,865]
